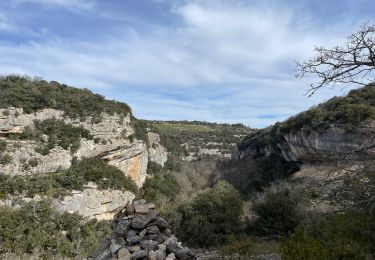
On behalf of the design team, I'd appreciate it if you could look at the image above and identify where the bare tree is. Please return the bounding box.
[297,23,375,96]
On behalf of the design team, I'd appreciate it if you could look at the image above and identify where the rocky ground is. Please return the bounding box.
[92,200,196,260]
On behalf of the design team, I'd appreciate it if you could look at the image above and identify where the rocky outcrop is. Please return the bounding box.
[0,142,72,176]
[102,142,149,187]
[0,107,133,139]
[0,107,150,187]
[52,185,135,220]
[235,124,375,163]
[92,200,196,260]
[279,126,375,162]
[148,132,168,166]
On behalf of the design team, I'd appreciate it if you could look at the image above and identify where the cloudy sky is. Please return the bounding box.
[0,0,373,128]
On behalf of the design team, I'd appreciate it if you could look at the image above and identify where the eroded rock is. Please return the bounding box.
[52,188,135,220]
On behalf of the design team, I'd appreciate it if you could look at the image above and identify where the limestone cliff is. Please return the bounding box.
[235,85,375,164]
[0,107,174,219]
[147,132,168,166]
[0,107,150,187]
[235,123,375,164]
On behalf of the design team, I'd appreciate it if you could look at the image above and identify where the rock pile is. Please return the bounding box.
[92,200,196,260]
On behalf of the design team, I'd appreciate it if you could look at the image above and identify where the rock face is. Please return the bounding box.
[52,186,136,220]
[0,107,150,187]
[235,124,375,163]
[92,200,196,260]
[148,132,168,166]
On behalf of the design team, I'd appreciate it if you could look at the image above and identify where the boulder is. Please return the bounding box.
[140,240,159,251]
[117,248,131,260]
[132,250,148,259]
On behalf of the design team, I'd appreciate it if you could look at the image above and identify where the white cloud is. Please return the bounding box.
[0,13,14,31]
[7,0,95,10]
[0,1,365,127]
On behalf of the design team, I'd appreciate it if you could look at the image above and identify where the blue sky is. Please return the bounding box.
[0,0,374,128]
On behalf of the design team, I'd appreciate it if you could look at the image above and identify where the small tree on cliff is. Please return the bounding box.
[297,23,375,96]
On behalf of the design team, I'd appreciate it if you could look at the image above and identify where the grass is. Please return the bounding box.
[155,123,213,132]
[149,120,252,158]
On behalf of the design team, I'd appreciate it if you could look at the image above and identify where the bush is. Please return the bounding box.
[0,75,131,119]
[173,181,243,247]
[146,161,163,175]
[0,153,12,165]
[140,173,180,204]
[131,118,148,143]
[0,158,138,198]
[250,182,308,238]
[0,140,11,165]
[28,158,39,167]
[62,158,138,193]
[219,236,255,257]
[0,140,6,153]
[33,118,92,152]
[21,118,92,154]
[0,200,111,258]
[281,211,374,259]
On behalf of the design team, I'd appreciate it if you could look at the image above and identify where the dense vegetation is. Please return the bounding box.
[279,163,375,259]
[163,181,243,248]
[150,121,252,158]
[0,200,111,258]
[0,140,12,165]
[282,211,375,259]
[0,75,150,142]
[20,118,92,155]
[0,158,138,199]
[129,117,149,143]
[215,153,300,198]
[139,161,180,206]
[250,183,308,238]
[0,75,131,119]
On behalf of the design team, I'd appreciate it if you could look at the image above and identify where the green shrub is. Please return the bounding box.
[0,154,12,165]
[219,236,255,256]
[140,173,180,204]
[250,182,308,238]
[281,211,373,259]
[0,75,131,119]
[2,109,10,116]
[62,158,138,193]
[128,134,135,143]
[21,118,92,154]
[28,159,39,167]
[0,200,111,258]
[0,140,6,153]
[146,161,163,175]
[0,158,138,198]
[131,118,148,143]
[174,181,243,247]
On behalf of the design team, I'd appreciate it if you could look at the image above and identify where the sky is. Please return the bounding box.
[0,0,374,128]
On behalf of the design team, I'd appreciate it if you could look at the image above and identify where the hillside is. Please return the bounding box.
[1,76,375,259]
[238,83,375,162]
[220,84,375,198]
[211,84,375,259]
[0,76,166,257]
[149,120,252,160]
[0,76,254,259]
